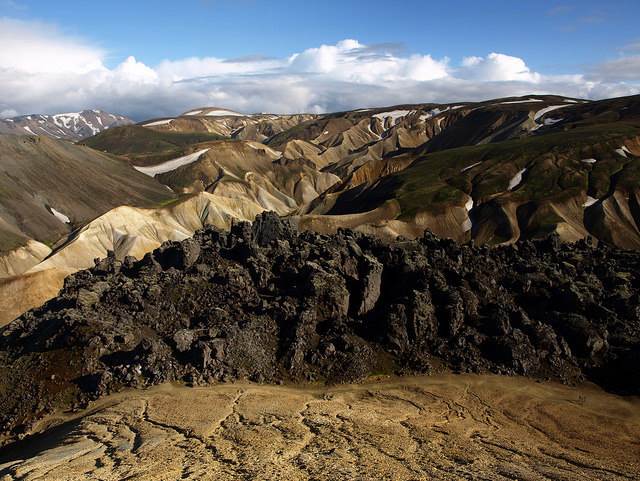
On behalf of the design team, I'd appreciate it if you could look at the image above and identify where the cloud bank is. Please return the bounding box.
[0,18,638,120]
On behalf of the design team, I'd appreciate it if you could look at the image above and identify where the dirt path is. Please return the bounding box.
[1,374,639,480]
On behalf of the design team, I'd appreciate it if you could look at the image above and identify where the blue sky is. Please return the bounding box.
[0,0,638,118]
[2,0,637,72]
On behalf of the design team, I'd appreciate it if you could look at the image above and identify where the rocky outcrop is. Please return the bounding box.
[0,192,266,325]
[1,213,639,444]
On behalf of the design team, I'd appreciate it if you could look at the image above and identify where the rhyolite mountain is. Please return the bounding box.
[1,94,639,326]
[0,135,174,269]
[0,133,178,323]
[87,94,640,248]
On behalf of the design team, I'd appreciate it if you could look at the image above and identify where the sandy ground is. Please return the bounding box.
[0,375,638,480]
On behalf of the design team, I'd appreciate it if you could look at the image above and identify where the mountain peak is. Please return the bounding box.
[0,110,133,140]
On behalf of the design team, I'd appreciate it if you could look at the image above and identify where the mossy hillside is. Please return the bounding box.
[80,126,227,165]
[392,123,640,220]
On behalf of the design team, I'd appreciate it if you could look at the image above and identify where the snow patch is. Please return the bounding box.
[50,207,70,224]
[23,126,36,135]
[52,112,82,129]
[373,110,414,123]
[420,107,445,120]
[134,148,211,177]
[144,118,174,127]
[462,195,474,232]
[508,168,527,191]
[84,119,99,135]
[460,161,482,173]
[465,197,474,211]
[581,158,597,164]
[419,106,455,122]
[184,110,203,116]
[205,109,245,117]
[616,145,633,158]
[615,147,628,158]
[499,99,544,104]
[543,117,563,126]
[583,196,598,207]
[533,105,569,122]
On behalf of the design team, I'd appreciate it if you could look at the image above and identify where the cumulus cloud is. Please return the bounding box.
[0,18,638,120]
[0,18,104,74]
[460,53,541,82]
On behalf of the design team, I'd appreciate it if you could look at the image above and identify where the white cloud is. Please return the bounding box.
[0,18,104,74]
[460,53,541,82]
[588,55,640,82]
[0,18,638,120]
[287,39,449,83]
[113,56,159,84]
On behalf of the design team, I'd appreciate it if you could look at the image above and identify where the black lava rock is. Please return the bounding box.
[1,213,639,440]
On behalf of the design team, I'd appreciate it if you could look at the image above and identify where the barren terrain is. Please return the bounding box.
[1,375,638,480]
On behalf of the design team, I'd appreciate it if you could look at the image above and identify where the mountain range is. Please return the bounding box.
[0,110,132,141]
[0,94,638,325]
[1,94,640,478]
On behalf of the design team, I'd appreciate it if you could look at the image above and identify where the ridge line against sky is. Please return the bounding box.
[0,0,639,120]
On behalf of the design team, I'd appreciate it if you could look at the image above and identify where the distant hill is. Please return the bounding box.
[137,107,317,142]
[80,125,227,164]
[0,109,133,141]
[0,133,174,276]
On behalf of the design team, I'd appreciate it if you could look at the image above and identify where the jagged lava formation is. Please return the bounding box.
[1,212,639,443]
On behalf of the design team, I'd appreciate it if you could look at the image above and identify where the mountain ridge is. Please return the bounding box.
[0,110,133,141]
[2,94,640,325]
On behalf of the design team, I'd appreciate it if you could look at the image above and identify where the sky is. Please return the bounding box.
[0,0,639,120]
